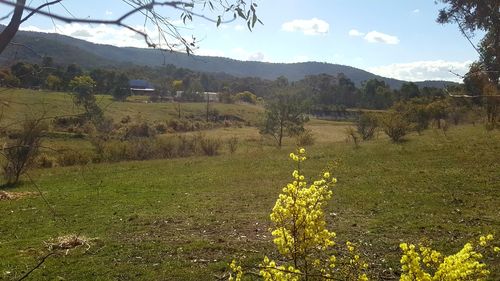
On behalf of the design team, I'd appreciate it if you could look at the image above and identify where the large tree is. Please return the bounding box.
[437,0,499,125]
[0,0,261,55]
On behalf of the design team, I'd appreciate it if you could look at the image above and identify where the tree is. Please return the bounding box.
[45,74,62,91]
[0,0,261,55]
[400,82,421,100]
[464,63,498,125]
[63,63,82,89]
[111,73,131,101]
[234,91,258,104]
[0,68,20,87]
[69,75,103,123]
[437,0,499,126]
[10,62,40,88]
[260,90,309,147]
[360,79,393,109]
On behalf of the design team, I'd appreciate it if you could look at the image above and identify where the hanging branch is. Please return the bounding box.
[0,0,262,54]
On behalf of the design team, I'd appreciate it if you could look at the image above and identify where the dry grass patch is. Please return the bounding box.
[45,234,96,252]
[0,190,37,200]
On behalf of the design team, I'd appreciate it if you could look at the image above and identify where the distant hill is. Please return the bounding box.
[0,27,456,89]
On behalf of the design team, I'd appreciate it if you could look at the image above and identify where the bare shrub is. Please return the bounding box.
[36,153,58,168]
[227,136,239,154]
[295,129,315,146]
[176,135,199,157]
[154,137,178,158]
[2,119,45,185]
[56,150,93,167]
[356,113,378,140]
[200,137,222,156]
[52,116,85,130]
[345,126,360,148]
[98,140,128,162]
[124,121,156,139]
[154,122,169,134]
[125,139,156,160]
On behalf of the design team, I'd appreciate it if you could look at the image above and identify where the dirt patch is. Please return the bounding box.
[0,191,37,200]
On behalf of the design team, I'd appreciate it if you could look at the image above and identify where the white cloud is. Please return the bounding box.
[412,9,420,13]
[248,52,265,61]
[364,31,400,45]
[21,23,183,48]
[70,29,92,37]
[282,18,329,35]
[348,29,364,37]
[368,60,473,82]
[231,48,266,61]
[195,48,225,57]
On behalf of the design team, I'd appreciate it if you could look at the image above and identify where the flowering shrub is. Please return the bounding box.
[230,148,366,280]
[229,148,497,280]
[400,234,498,281]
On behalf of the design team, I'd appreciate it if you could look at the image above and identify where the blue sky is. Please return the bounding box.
[1,0,484,82]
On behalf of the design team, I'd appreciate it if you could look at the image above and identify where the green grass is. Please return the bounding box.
[0,88,263,129]
[0,88,499,279]
[0,124,499,280]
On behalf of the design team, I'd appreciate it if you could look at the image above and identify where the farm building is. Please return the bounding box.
[129,79,155,95]
[204,92,219,102]
[175,91,219,102]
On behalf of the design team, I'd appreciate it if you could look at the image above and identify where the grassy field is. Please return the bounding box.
[0,88,499,280]
[0,88,264,129]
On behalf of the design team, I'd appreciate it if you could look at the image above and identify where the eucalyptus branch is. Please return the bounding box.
[0,0,260,53]
[20,0,62,23]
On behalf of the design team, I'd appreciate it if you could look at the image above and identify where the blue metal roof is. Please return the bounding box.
[129,79,154,89]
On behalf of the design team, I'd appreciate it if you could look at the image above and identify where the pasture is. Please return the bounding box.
[0,89,499,280]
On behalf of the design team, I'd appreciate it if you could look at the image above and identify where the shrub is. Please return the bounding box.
[56,150,93,166]
[394,102,430,135]
[176,135,199,157]
[168,119,195,132]
[2,119,45,185]
[295,129,315,146]
[345,126,360,148]
[200,135,222,156]
[36,153,58,168]
[121,115,132,124]
[154,137,178,158]
[356,112,378,140]
[381,112,410,142]
[99,140,128,162]
[123,121,156,139]
[227,136,239,154]
[154,122,169,134]
[229,149,368,280]
[125,139,155,160]
[52,116,85,130]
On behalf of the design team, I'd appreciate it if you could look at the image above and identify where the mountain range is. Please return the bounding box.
[0,27,456,89]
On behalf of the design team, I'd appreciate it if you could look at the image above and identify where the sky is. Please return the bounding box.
[1,0,485,82]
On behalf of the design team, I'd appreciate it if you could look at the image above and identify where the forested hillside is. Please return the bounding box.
[0,27,456,89]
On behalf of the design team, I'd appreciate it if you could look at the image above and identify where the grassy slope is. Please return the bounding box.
[0,88,264,128]
[0,124,498,280]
